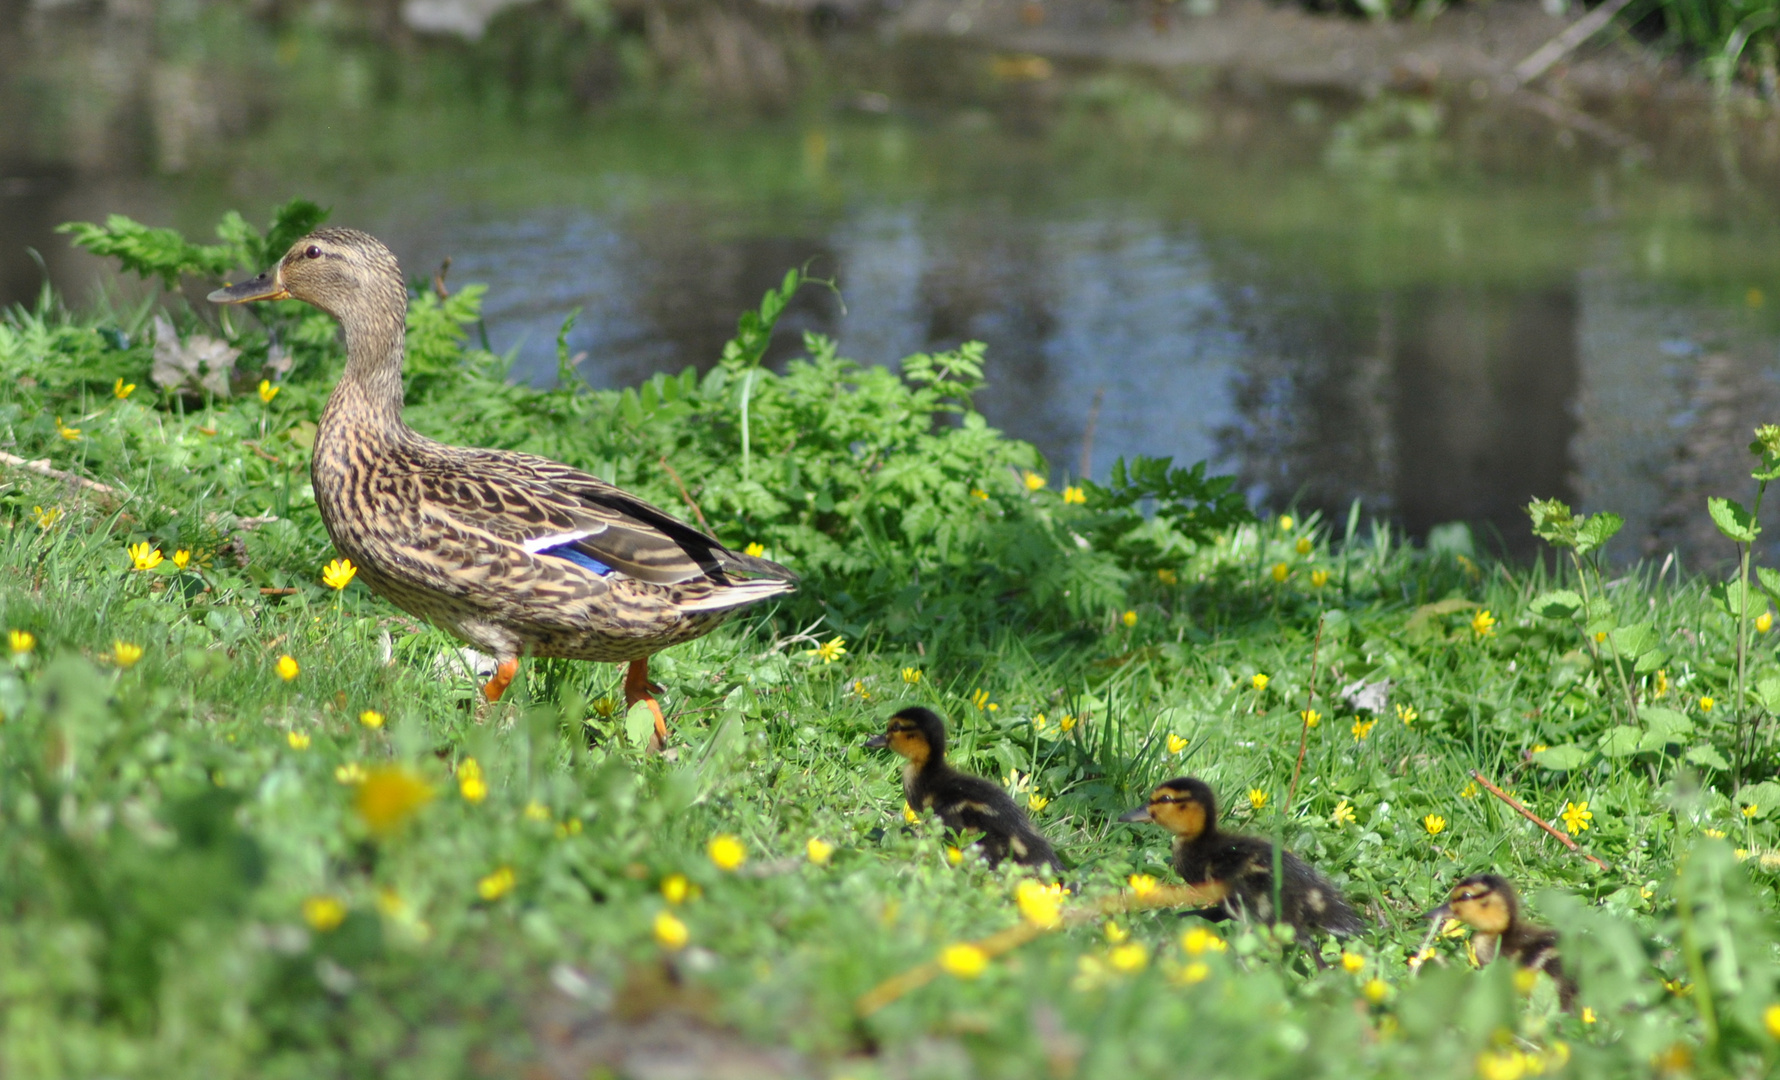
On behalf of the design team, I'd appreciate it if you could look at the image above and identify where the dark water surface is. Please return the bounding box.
[7,7,1780,563]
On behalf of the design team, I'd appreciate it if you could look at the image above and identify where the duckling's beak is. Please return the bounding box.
[1423,901,1453,922]
[863,733,888,749]
[1118,805,1154,823]
[208,270,289,304]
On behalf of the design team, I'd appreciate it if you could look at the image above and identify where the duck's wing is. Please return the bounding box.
[412,448,796,592]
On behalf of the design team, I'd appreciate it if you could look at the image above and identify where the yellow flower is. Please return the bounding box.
[654,910,689,949]
[1654,669,1669,698]
[1016,880,1065,927]
[1331,799,1356,827]
[1059,714,1077,733]
[458,758,488,804]
[477,866,516,901]
[1023,470,1046,491]
[302,895,347,932]
[901,667,922,684]
[524,800,551,822]
[708,834,746,871]
[1271,562,1290,583]
[171,549,191,570]
[113,377,135,400]
[970,487,989,501]
[1561,801,1592,835]
[360,710,385,729]
[1109,943,1148,972]
[1181,927,1226,955]
[353,767,435,835]
[903,803,920,824]
[1340,952,1365,974]
[852,678,871,700]
[1157,568,1178,585]
[1295,537,1312,555]
[1166,733,1189,755]
[1028,792,1050,813]
[8,629,34,654]
[1701,696,1716,712]
[1122,610,1138,628]
[54,416,80,441]
[32,505,62,529]
[556,819,583,840]
[276,654,299,681]
[1407,946,1436,972]
[1128,873,1159,897]
[287,730,311,751]
[1248,789,1268,810]
[1311,569,1329,588]
[128,542,163,571]
[1471,609,1496,637]
[805,636,847,664]
[1460,781,1479,799]
[940,943,989,978]
[1352,718,1377,741]
[1252,673,1270,692]
[1476,1049,1528,1080]
[1279,515,1295,531]
[1423,814,1446,837]
[113,641,143,669]
[1361,978,1388,1003]
[661,873,690,905]
[1062,486,1086,505]
[806,837,834,865]
[1703,827,1726,839]
[1175,961,1211,985]
[1761,612,1774,634]
[1301,709,1321,728]
[1033,713,1049,731]
[1104,921,1130,944]
[1582,1007,1597,1025]
[335,762,367,785]
[258,379,280,404]
[1396,703,1418,725]
[743,542,766,557]
[1744,804,1760,819]
[946,846,964,865]
[322,558,357,590]
[1594,631,1607,643]
[971,688,992,711]
[1765,1002,1780,1038]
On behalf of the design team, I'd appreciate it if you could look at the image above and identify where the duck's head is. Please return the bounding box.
[864,706,946,767]
[1120,776,1215,840]
[1426,873,1517,934]
[208,228,403,321]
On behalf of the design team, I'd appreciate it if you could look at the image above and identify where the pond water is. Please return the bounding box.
[6,8,1780,564]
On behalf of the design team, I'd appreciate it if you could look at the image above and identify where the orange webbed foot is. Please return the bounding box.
[624,658,669,752]
[482,657,519,703]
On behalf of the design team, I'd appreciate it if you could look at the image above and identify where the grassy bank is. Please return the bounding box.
[3,207,1780,1078]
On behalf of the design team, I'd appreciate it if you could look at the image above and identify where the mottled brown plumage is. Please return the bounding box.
[210,228,795,742]
[1426,874,1576,1009]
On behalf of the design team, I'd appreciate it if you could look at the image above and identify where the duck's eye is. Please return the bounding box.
[305,245,322,259]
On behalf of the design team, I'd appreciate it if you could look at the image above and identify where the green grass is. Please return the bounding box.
[4,233,1780,1078]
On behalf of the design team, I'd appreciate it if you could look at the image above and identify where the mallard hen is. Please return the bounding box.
[211,228,796,745]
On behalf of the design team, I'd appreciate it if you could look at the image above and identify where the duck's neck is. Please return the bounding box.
[323,283,411,437]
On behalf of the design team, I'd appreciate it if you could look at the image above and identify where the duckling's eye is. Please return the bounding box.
[304,245,322,259]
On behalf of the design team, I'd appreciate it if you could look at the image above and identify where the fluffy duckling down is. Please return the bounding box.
[1426,873,1576,1009]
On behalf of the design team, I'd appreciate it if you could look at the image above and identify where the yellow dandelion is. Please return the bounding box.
[743,541,766,557]
[1471,609,1496,637]
[302,895,347,932]
[1340,952,1365,974]
[458,758,488,804]
[1301,709,1321,728]
[1166,733,1189,755]
[276,654,299,681]
[1352,717,1378,741]
[1062,486,1086,505]
[8,629,34,655]
[322,558,357,590]
[1295,536,1312,555]
[708,834,746,871]
[661,873,690,905]
[353,767,435,835]
[1122,609,1138,628]
[1157,568,1178,585]
[287,730,311,751]
[171,549,191,570]
[477,866,516,901]
[258,379,280,404]
[1311,568,1329,588]
[1561,801,1592,835]
[1109,943,1148,972]
[1331,799,1356,827]
[1271,562,1290,583]
[654,910,689,949]
[1423,814,1446,837]
[32,505,62,529]
[940,943,989,978]
[1023,470,1046,491]
[806,837,834,865]
[1252,673,1270,692]
[1181,927,1226,955]
[127,542,163,571]
[113,377,136,400]
[359,710,385,729]
[1701,696,1716,712]
[1128,874,1159,898]
[805,636,847,664]
[1016,880,1065,927]
[113,641,143,669]
[1248,789,1269,810]
[901,667,922,684]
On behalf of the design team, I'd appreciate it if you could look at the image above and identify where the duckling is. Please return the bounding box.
[1426,874,1575,1008]
[1119,777,1362,944]
[864,706,1061,872]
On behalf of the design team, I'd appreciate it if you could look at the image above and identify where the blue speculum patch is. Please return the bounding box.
[538,544,613,575]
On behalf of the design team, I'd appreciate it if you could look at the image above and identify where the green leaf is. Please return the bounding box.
[1757,676,1780,714]
[1707,497,1759,544]
[1711,578,1759,619]
[1607,622,1658,658]
[1531,744,1591,770]
[1640,707,1694,742]
[1598,727,1643,758]
[1687,744,1732,771]
[1529,590,1584,620]
[623,702,657,748]
[1756,566,1780,603]
[1575,512,1623,555]
[1736,781,1780,816]
[1633,648,1669,675]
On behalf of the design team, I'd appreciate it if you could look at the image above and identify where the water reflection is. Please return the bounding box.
[6,3,1780,565]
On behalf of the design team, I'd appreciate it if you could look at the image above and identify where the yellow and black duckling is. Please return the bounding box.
[1120,777,1363,944]
[1426,874,1576,1008]
[865,706,1061,872]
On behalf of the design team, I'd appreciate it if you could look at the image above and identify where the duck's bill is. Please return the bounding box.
[208,271,289,303]
[1422,902,1453,922]
[863,733,888,749]
[1118,805,1153,823]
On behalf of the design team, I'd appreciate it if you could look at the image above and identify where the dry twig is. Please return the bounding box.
[1469,769,1614,872]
